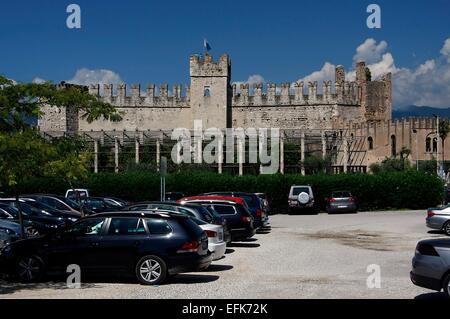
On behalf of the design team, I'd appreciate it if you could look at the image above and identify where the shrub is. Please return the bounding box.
[6,170,444,214]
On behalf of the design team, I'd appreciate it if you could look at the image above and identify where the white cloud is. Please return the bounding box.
[293,37,450,108]
[32,77,46,84]
[232,74,265,88]
[67,68,122,86]
[440,38,450,62]
[353,38,388,65]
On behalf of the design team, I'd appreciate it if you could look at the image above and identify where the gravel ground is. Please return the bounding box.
[0,210,448,299]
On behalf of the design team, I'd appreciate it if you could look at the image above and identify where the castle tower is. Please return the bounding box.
[189,53,231,128]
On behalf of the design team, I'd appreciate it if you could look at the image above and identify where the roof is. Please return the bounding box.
[178,196,244,205]
[86,210,188,219]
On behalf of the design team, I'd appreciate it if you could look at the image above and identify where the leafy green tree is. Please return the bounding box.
[439,119,450,163]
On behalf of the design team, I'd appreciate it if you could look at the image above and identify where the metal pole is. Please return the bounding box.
[437,116,440,176]
[94,140,98,174]
[114,136,119,173]
[416,132,419,171]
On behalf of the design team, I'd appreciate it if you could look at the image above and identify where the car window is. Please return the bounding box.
[65,218,105,236]
[108,218,146,235]
[146,219,172,235]
[212,205,236,215]
[129,205,149,211]
[292,187,310,195]
[332,192,351,198]
[177,207,197,218]
[147,204,176,211]
[85,199,104,209]
[0,208,12,219]
[240,195,259,208]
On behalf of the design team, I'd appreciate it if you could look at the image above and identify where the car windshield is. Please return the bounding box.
[0,205,21,218]
[60,197,81,210]
[331,191,352,198]
[204,206,222,219]
[239,194,259,209]
[292,187,310,195]
[22,200,60,214]
[192,217,207,226]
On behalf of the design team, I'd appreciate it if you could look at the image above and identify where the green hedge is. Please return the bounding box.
[6,170,444,213]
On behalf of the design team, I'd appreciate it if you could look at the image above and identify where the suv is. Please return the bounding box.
[0,211,212,285]
[288,185,317,214]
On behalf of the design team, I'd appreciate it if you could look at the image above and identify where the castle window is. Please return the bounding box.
[204,87,210,97]
[391,135,396,157]
[426,137,431,152]
[368,136,373,150]
[433,137,438,153]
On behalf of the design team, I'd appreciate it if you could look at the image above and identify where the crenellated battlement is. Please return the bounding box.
[189,52,230,78]
[231,80,361,107]
[89,83,190,108]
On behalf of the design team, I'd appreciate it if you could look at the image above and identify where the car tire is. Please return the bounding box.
[15,255,45,283]
[25,227,40,238]
[443,274,450,298]
[443,222,450,237]
[135,255,167,285]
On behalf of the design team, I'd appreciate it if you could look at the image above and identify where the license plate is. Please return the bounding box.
[338,205,347,208]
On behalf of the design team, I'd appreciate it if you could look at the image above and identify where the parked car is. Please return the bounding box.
[0,202,66,237]
[0,211,212,285]
[80,197,124,214]
[255,193,270,227]
[288,185,317,214]
[326,191,358,214]
[124,202,231,243]
[123,202,227,260]
[65,189,89,200]
[426,205,450,236]
[21,194,82,216]
[200,192,265,228]
[410,238,450,298]
[0,219,21,248]
[103,197,130,207]
[179,196,255,241]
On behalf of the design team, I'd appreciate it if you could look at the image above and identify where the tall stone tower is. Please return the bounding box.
[189,53,231,128]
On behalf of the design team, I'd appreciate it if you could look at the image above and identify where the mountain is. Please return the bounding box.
[392,106,450,119]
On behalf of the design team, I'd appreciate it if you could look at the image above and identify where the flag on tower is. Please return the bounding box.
[204,38,211,51]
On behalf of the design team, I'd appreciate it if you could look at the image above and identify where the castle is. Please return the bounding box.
[38,53,449,175]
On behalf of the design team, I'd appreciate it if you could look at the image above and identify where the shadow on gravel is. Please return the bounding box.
[168,274,219,284]
[225,248,235,254]
[414,292,448,299]
[203,264,233,272]
[228,243,260,248]
[0,279,98,295]
[427,230,445,235]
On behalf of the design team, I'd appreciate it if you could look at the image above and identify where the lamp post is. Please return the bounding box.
[413,129,418,171]
[434,115,440,177]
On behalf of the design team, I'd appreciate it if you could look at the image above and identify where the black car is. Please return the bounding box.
[123,202,231,243]
[201,192,265,229]
[80,197,124,214]
[21,195,82,215]
[0,211,211,285]
[180,199,255,241]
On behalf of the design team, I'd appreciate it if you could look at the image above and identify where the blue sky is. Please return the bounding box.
[1,0,450,109]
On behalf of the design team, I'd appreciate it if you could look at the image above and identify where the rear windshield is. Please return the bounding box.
[240,195,259,209]
[146,219,172,235]
[211,205,236,215]
[292,187,310,195]
[331,191,352,198]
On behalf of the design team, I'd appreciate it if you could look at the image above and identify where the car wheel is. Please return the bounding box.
[444,222,450,236]
[25,227,40,238]
[443,274,450,298]
[135,255,167,285]
[16,255,45,283]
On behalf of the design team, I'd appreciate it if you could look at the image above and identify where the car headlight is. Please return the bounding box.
[68,217,78,222]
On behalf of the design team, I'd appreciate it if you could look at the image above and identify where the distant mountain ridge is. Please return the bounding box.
[392,105,450,119]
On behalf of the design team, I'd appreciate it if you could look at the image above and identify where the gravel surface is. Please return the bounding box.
[1,210,448,299]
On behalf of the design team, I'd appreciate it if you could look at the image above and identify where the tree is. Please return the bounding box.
[0,76,122,235]
[0,130,57,237]
[0,75,122,132]
[365,67,372,81]
[439,119,450,164]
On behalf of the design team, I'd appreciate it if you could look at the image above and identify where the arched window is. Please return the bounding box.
[391,135,396,157]
[433,137,438,153]
[368,136,373,150]
[204,87,210,97]
[426,137,431,152]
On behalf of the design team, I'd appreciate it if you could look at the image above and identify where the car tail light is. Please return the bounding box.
[416,243,440,256]
[329,198,336,203]
[178,240,199,253]
[256,208,263,217]
[348,197,354,203]
[241,216,251,223]
[204,230,218,238]
[427,210,435,218]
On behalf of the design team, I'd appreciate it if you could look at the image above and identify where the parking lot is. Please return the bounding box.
[0,210,447,299]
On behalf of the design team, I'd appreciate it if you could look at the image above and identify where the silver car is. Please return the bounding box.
[410,239,450,298]
[288,185,316,214]
[426,205,450,236]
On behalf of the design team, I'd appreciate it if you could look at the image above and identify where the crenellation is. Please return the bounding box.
[89,84,100,96]
[280,83,290,105]
[131,84,140,99]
